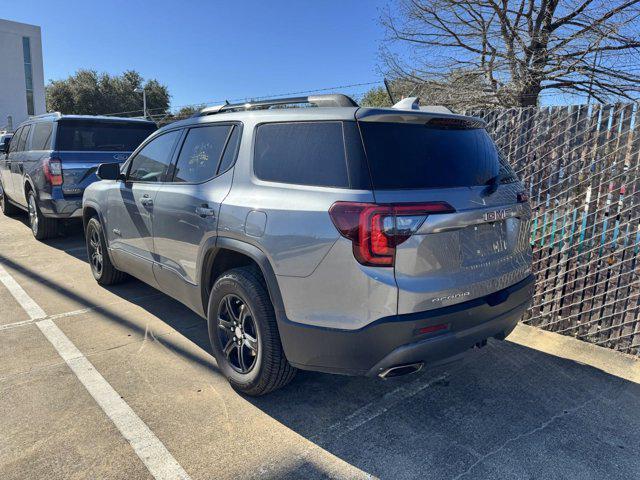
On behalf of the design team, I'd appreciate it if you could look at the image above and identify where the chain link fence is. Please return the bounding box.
[465,103,640,356]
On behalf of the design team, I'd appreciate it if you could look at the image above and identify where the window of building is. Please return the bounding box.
[22,37,35,116]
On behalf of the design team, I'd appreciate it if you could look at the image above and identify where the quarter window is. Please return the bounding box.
[172,125,233,183]
[254,122,349,188]
[127,130,181,182]
[31,123,53,150]
[217,126,241,174]
[16,125,31,152]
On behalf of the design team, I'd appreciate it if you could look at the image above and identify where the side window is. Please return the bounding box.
[172,125,232,183]
[31,123,53,150]
[8,127,23,153]
[127,130,181,182]
[254,122,349,188]
[16,125,32,152]
[217,125,241,174]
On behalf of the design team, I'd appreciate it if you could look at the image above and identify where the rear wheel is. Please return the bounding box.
[0,185,21,216]
[208,267,296,396]
[27,190,58,240]
[85,217,127,285]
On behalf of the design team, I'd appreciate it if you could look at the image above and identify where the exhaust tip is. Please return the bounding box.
[378,362,424,379]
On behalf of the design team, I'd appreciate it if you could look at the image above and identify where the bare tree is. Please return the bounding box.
[381,0,640,106]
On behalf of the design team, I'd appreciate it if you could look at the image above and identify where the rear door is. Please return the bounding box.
[152,123,240,299]
[106,129,181,287]
[10,124,32,206]
[357,112,532,314]
[16,122,53,206]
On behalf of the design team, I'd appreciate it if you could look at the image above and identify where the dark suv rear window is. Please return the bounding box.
[254,122,349,188]
[55,120,157,152]
[359,122,517,189]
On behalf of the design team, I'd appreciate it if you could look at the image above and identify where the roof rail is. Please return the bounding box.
[196,94,358,116]
[29,112,62,119]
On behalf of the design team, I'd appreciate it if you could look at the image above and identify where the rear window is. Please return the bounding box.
[55,121,157,152]
[254,122,349,188]
[359,122,517,189]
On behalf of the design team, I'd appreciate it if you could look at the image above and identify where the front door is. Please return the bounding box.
[152,124,240,302]
[105,129,182,287]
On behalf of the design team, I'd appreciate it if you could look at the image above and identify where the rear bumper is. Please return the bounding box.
[278,274,534,376]
[38,196,83,218]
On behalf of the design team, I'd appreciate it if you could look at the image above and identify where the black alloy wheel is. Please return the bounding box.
[216,294,259,373]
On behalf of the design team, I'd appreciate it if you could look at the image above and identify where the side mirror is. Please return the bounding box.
[0,141,9,154]
[96,162,124,181]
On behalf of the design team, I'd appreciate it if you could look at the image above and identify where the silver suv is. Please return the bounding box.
[83,94,533,396]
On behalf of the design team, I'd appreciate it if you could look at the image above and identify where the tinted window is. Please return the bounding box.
[55,120,156,152]
[128,130,181,182]
[8,128,23,153]
[359,122,518,189]
[172,125,232,183]
[16,125,31,152]
[217,125,241,174]
[254,122,349,187]
[31,122,53,150]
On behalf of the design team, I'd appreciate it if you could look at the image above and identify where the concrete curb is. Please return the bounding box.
[508,323,640,384]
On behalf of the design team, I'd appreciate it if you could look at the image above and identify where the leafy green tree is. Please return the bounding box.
[359,87,393,107]
[46,70,170,117]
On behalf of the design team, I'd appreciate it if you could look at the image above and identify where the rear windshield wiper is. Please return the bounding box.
[482,173,503,196]
[95,144,126,151]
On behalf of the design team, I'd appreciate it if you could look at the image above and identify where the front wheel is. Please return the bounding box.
[27,191,58,240]
[208,267,296,396]
[85,217,127,285]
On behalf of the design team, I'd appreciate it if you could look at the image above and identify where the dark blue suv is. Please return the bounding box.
[0,113,156,239]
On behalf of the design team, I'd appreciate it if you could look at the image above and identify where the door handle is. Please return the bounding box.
[140,195,153,207]
[195,205,216,218]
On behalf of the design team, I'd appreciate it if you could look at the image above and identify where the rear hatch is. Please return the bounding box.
[356,109,532,315]
[54,119,156,196]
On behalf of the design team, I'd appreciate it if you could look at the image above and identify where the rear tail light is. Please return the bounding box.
[329,201,455,267]
[43,158,63,186]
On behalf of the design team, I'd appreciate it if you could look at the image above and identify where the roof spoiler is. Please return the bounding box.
[392,97,452,114]
[196,94,359,117]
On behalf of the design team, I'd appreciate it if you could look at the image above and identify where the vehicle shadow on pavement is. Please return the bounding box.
[3,247,639,480]
[0,252,215,374]
[248,339,640,480]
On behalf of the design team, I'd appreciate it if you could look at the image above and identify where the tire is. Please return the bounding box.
[27,190,58,240]
[85,216,127,285]
[0,185,21,216]
[208,267,296,396]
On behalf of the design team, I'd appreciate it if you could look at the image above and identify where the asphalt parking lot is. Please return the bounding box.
[1,212,640,480]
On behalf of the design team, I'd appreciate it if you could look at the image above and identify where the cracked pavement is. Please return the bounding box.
[1,213,639,479]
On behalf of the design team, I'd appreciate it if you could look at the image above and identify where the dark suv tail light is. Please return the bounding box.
[329,201,455,267]
[43,158,63,186]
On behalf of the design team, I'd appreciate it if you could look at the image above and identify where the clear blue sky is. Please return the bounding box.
[6,0,389,111]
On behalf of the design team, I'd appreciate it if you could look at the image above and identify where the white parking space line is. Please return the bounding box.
[0,264,46,320]
[0,319,37,331]
[0,263,192,480]
[0,293,164,332]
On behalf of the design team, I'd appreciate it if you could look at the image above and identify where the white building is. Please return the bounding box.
[0,19,46,131]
